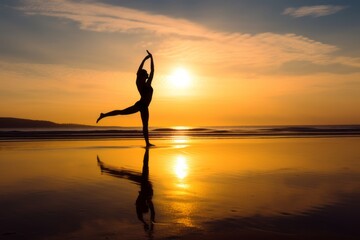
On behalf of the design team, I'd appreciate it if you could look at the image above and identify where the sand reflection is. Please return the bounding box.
[172,135,189,148]
[1,138,359,239]
[169,154,196,227]
[174,155,189,180]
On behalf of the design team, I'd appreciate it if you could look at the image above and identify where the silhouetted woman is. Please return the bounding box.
[97,50,154,146]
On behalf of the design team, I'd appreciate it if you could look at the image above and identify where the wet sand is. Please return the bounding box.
[0,137,359,239]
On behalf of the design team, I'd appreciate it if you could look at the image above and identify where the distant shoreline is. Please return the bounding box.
[1,117,359,129]
[0,117,104,129]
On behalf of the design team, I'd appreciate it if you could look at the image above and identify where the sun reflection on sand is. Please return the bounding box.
[174,156,188,180]
[172,136,189,149]
[171,155,195,227]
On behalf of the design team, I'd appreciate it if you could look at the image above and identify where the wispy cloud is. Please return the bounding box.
[17,0,358,71]
[283,5,347,18]
[18,0,207,37]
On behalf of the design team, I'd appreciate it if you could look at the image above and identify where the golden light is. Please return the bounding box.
[168,67,191,89]
[172,135,189,149]
[172,136,189,144]
[173,126,191,130]
[174,156,188,180]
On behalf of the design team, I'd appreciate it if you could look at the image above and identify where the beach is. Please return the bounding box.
[2,0,360,239]
[0,133,359,240]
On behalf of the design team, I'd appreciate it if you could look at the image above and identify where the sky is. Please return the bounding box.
[0,0,359,126]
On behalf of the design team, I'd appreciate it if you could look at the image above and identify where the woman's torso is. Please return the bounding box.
[137,83,153,106]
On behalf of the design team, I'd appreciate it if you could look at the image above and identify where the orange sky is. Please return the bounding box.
[1,0,359,126]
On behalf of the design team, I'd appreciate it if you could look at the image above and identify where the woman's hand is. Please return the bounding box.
[146,50,152,57]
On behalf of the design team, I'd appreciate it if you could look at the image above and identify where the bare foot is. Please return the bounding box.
[96,113,104,123]
[146,143,155,147]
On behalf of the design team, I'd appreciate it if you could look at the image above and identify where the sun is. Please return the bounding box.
[168,67,191,89]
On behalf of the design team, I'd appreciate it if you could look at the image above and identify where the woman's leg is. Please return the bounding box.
[97,103,140,123]
[140,107,153,146]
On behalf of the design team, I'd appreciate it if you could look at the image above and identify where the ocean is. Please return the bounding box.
[1,125,360,140]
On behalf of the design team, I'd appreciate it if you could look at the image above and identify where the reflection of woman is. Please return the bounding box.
[97,148,155,231]
[97,50,154,146]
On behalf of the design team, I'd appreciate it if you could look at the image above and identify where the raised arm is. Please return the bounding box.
[146,50,154,85]
[137,54,150,75]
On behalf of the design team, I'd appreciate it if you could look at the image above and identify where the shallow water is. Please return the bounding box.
[0,138,359,239]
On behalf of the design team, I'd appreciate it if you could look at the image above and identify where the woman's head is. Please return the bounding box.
[138,69,148,80]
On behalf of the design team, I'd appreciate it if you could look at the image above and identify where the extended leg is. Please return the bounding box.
[140,107,154,146]
[97,103,140,123]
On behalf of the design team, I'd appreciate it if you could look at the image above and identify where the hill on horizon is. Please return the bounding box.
[0,117,93,129]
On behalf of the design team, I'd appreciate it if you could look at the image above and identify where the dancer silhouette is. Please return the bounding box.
[97,148,155,232]
[97,50,155,146]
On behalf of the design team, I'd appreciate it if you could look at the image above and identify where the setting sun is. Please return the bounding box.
[168,67,191,89]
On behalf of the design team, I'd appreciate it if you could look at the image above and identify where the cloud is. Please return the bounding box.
[17,0,359,71]
[18,0,208,36]
[283,5,347,18]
